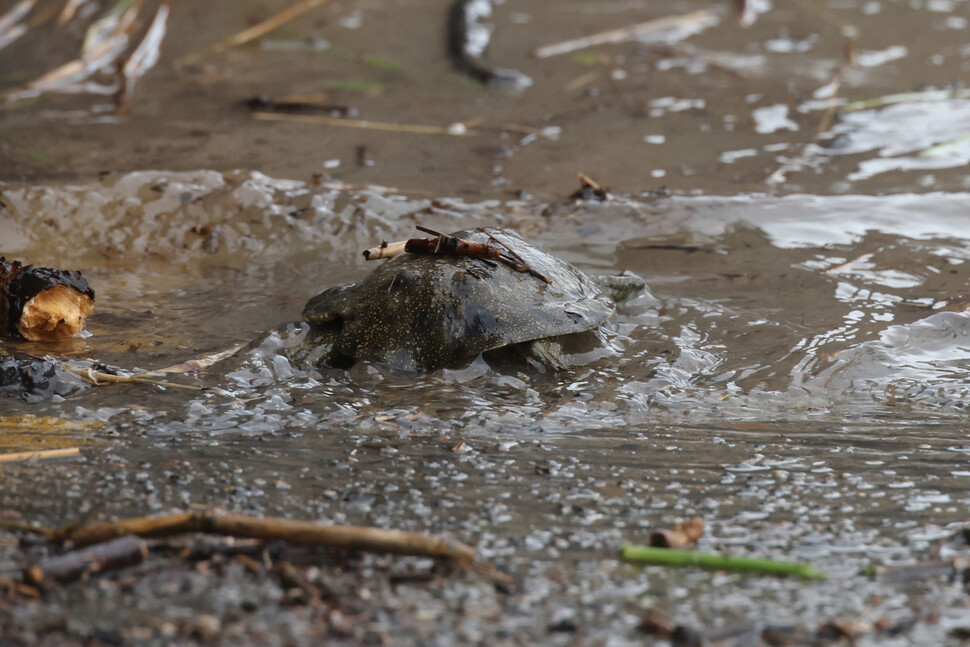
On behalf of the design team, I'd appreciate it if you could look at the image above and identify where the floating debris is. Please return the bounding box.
[0,355,84,400]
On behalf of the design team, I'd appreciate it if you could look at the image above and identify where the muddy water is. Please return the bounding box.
[4,0,970,645]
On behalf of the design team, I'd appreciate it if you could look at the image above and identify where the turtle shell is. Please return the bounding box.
[302,228,615,372]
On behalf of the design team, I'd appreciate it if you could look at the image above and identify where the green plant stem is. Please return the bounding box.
[620,544,826,580]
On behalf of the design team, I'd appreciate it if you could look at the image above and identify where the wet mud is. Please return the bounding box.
[4,0,970,645]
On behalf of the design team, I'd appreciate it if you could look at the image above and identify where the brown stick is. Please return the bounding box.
[406,226,502,261]
[409,227,551,284]
[65,511,478,568]
[24,535,148,587]
[405,237,501,261]
[0,519,55,536]
[0,447,80,463]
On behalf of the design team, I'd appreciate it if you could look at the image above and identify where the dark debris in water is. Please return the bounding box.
[0,354,83,401]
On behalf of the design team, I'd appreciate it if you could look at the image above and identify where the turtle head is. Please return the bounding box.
[594,271,646,304]
[302,284,354,327]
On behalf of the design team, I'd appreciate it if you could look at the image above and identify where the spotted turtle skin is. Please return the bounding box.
[300,227,641,372]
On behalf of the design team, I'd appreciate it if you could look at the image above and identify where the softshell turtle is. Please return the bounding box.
[298,227,644,372]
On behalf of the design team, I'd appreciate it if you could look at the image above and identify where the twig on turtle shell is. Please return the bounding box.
[480,230,553,285]
[363,240,408,260]
[362,227,552,284]
[412,226,551,284]
[408,226,502,262]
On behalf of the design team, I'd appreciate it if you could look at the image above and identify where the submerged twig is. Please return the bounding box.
[65,366,203,391]
[253,111,478,136]
[533,10,716,58]
[150,342,248,375]
[178,0,333,66]
[61,340,246,391]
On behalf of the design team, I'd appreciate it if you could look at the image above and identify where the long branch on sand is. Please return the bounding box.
[61,510,505,580]
[0,447,81,463]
